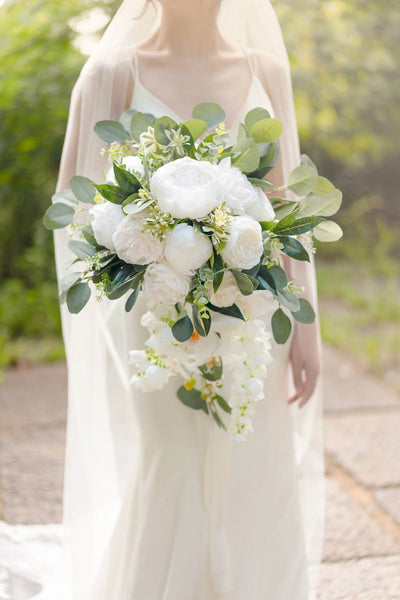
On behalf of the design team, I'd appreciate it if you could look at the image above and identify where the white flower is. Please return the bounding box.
[142,260,191,305]
[208,271,241,308]
[106,155,145,183]
[112,215,165,265]
[222,215,263,270]
[165,223,213,275]
[245,187,275,221]
[89,201,124,251]
[236,290,278,319]
[215,157,259,215]
[131,364,172,392]
[149,156,223,219]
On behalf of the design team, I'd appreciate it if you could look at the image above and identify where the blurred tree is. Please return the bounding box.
[274,0,400,223]
[0,0,118,284]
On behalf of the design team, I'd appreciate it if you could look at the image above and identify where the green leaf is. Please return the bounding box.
[119,108,137,132]
[207,302,245,320]
[210,406,227,430]
[313,220,343,242]
[277,288,301,312]
[43,202,74,230]
[125,285,141,312]
[236,122,248,141]
[231,269,254,296]
[250,118,283,143]
[123,199,153,215]
[192,102,225,129]
[177,385,208,411]
[70,175,96,205]
[182,119,208,141]
[130,112,153,142]
[244,107,271,132]
[267,265,288,290]
[81,224,98,247]
[198,358,223,382]
[287,166,318,197]
[112,163,141,192]
[299,189,343,217]
[112,264,136,288]
[231,137,260,174]
[271,307,292,344]
[300,153,318,174]
[94,184,128,205]
[215,394,232,414]
[257,266,277,293]
[313,176,335,194]
[94,119,129,143]
[171,314,194,342]
[154,116,179,145]
[247,177,275,190]
[279,236,310,261]
[193,305,211,337]
[68,240,97,259]
[291,298,316,324]
[66,282,91,314]
[52,189,78,205]
[212,252,224,293]
[273,216,324,236]
[60,271,81,292]
[107,277,137,300]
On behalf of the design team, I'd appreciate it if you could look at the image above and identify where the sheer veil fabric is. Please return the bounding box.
[32,0,325,598]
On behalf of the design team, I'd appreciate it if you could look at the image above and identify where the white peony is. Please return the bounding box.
[236,290,278,319]
[142,260,191,305]
[112,215,165,265]
[106,155,145,183]
[149,156,223,219]
[90,201,124,251]
[208,271,241,308]
[245,187,275,221]
[165,223,213,275]
[222,215,263,270]
[215,157,259,215]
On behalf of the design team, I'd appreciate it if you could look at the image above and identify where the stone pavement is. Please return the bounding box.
[0,344,400,599]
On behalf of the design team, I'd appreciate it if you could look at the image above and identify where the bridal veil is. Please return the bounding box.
[45,0,325,597]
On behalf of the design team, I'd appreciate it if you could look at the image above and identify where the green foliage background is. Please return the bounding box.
[0,0,398,380]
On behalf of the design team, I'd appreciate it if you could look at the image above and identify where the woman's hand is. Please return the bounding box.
[288,322,321,408]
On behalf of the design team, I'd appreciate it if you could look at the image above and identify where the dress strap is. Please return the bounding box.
[242,46,254,78]
[124,45,139,83]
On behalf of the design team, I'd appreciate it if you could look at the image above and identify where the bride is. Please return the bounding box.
[7,1,323,599]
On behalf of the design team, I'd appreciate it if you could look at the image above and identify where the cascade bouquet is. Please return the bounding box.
[44,102,343,440]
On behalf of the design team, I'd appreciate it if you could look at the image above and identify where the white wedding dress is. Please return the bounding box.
[0,44,324,600]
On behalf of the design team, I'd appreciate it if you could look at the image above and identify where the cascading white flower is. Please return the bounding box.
[164,223,213,275]
[142,260,191,305]
[89,201,124,252]
[112,214,165,265]
[149,156,224,219]
[221,215,264,270]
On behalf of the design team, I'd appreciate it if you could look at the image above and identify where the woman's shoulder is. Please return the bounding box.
[244,46,288,96]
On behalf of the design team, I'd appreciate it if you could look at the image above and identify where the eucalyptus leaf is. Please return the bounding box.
[247,177,275,189]
[68,240,97,260]
[291,298,316,324]
[81,224,98,247]
[43,202,74,230]
[123,199,153,215]
[125,286,141,312]
[60,272,81,292]
[52,189,78,205]
[250,118,283,143]
[299,189,343,217]
[182,119,208,141]
[210,406,227,430]
[231,137,260,174]
[313,220,343,242]
[271,308,292,344]
[300,153,318,174]
[287,165,318,197]
[177,385,208,411]
[154,116,179,145]
[244,107,271,131]
[268,265,288,290]
[70,175,96,205]
[313,176,335,194]
[192,102,225,129]
[171,314,194,342]
[215,394,232,414]
[193,305,211,337]
[130,112,153,142]
[277,288,301,312]
[119,108,137,131]
[207,302,245,320]
[94,120,129,143]
[66,282,91,314]
[198,358,223,382]
[231,269,254,296]
[273,216,324,236]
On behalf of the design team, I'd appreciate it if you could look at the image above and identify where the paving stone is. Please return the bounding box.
[322,345,400,413]
[323,476,400,561]
[0,362,67,432]
[318,555,400,600]
[374,487,400,527]
[324,412,400,487]
[0,426,65,524]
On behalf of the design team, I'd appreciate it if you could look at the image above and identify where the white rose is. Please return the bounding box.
[149,156,223,219]
[142,260,191,305]
[165,223,213,275]
[106,155,145,183]
[208,271,241,308]
[112,215,165,265]
[245,187,275,221]
[89,201,124,251]
[222,215,263,270]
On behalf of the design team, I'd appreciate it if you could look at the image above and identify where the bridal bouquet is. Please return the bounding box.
[44,102,342,440]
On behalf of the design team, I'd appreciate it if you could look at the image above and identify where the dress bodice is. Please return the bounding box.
[127,45,275,143]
